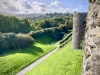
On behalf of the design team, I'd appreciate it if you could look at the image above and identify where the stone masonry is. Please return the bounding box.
[72,12,87,49]
[82,0,100,75]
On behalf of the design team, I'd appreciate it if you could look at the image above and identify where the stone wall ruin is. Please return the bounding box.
[82,0,100,75]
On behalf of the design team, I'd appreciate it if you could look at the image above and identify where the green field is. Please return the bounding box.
[26,42,83,75]
[0,36,56,75]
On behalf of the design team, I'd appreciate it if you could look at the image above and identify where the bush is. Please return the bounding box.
[28,27,64,41]
[17,34,34,48]
[59,24,68,32]
[0,33,17,50]
[29,30,44,39]
[29,27,57,38]
[0,33,34,52]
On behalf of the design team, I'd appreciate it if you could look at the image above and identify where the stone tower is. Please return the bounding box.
[72,12,87,49]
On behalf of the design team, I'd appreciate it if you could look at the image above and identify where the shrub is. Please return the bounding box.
[28,27,65,41]
[0,33,34,52]
[59,24,68,32]
[29,30,44,39]
[17,34,34,48]
[0,33,17,50]
[29,27,58,39]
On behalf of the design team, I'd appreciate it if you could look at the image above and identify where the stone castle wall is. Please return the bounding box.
[72,12,87,49]
[82,0,100,75]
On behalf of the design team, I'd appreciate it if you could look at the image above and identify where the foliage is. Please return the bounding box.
[16,33,34,48]
[64,14,73,29]
[31,16,73,30]
[59,24,68,32]
[26,42,83,75]
[0,14,73,33]
[38,20,51,28]
[29,30,45,39]
[45,12,72,19]
[0,33,34,53]
[0,35,56,75]
[0,33,17,51]
[28,27,64,40]
[86,54,91,59]
[0,14,31,33]
[60,32,72,44]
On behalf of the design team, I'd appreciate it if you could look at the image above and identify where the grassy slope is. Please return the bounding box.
[0,35,56,75]
[26,42,83,75]
[55,30,72,45]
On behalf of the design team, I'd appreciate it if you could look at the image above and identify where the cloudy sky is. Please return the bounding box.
[0,0,89,14]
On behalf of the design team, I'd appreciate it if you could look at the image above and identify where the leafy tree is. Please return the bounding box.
[0,14,31,33]
[59,24,68,32]
[39,20,51,28]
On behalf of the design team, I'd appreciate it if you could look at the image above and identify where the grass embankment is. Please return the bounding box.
[0,35,56,75]
[26,42,83,75]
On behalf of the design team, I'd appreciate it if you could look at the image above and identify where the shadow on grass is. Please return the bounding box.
[34,36,54,45]
[0,45,44,57]
[22,45,44,55]
[0,36,54,56]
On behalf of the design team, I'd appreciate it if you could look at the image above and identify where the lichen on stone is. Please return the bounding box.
[82,1,100,75]
[95,0,100,4]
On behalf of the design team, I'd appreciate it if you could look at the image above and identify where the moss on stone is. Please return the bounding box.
[86,54,91,59]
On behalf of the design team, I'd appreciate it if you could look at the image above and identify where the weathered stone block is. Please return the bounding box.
[94,18,100,26]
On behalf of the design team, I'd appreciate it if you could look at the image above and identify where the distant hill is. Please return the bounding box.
[14,13,44,18]
[0,12,44,18]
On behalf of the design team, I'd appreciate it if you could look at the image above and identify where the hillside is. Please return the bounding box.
[26,42,83,75]
[0,35,56,75]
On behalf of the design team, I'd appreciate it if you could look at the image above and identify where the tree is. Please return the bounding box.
[59,24,68,32]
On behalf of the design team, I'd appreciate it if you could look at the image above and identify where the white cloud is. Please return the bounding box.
[17,0,31,9]
[0,0,19,12]
[0,0,83,14]
[31,1,49,13]
[51,1,63,7]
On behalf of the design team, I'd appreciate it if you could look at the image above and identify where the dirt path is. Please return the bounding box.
[15,45,59,75]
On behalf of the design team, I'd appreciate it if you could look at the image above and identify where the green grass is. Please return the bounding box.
[26,41,83,75]
[0,35,56,75]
